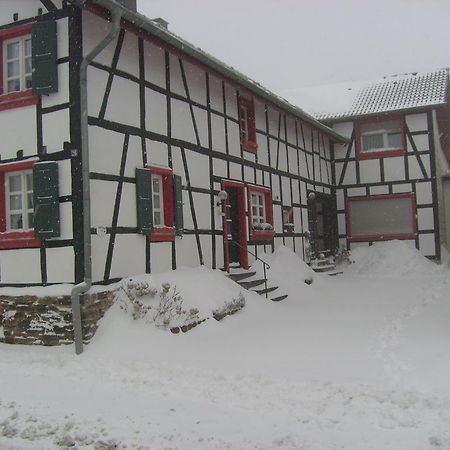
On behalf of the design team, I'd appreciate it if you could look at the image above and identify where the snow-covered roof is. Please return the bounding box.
[284,69,449,122]
[67,0,347,143]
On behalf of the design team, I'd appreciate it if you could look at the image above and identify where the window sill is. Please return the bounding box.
[242,139,258,154]
[357,147,405,160]
[0,230,40,249]
[150,226,176,242]
[0,89,38,112]
[348,232,417,242]
[250,229,275,241]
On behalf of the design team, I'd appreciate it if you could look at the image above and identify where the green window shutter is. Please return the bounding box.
[33,162,60,238]
[32,20,58,95]
[174,174,184,236]
[136,168,153,235]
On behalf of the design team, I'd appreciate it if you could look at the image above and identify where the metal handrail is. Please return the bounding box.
[229,240,270,298]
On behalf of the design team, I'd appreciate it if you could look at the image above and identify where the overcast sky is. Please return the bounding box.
[137,0,450,95]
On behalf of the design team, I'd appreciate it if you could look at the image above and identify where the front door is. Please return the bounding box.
[222,181,248,271]
[307,191,338,256]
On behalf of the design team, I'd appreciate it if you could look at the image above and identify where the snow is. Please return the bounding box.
[1,244,450,449]
[283,68,449,121]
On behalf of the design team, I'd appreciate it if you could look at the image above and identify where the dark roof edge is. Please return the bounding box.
[320,101,449,125]
[68,0,348,144]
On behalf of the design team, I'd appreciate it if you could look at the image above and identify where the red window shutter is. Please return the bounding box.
[162,172,174,227]
[0,172,5,232]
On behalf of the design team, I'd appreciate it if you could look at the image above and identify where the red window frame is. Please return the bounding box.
[0,160,40,249]
[355,115,406,160]
[247,185,274,241]
[0,23,38,112]
[238,97,257,153]
[147,165,176,242]
[345,192,417,242]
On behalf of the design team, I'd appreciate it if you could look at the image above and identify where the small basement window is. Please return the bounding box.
[355,116,406,160]
[346,193,417,241]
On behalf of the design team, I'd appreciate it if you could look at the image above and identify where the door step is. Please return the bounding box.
[228,271,257,282]
[237,278,267,289]
[254,285,279,295]
[226,270,288,303]
[270,294,288,302]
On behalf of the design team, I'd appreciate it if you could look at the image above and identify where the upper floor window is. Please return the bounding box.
[3,35,32,94]
[6,170,33,231]
[355,116,406,160]
[238,97,257,153]
[152,173,164,227]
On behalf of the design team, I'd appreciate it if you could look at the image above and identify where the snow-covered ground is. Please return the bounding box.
[1,242,450,449]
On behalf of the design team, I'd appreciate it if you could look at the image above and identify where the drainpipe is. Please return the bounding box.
[70,7,123,355]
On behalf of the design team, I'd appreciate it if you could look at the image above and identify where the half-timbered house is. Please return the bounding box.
[286,69,450,261]
[0,0,347,291]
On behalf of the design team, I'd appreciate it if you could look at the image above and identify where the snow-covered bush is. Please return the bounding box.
[152,282,199,328]
[117,279,199,329]
[334,247,353,265]
[213,293,245,319]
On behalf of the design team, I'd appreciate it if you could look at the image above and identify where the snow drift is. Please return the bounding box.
[345,240,441,277]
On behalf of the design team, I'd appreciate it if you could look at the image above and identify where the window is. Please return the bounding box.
[238,97,257,153]
[0,23,37,111]
[247,185,274,241]
[6,170,33,231]
[152,174,164,227]
[148,166,176,242]
[250,191,265,225]
[0,160,40,249]
[282,206,294,233]
[346,193,417,242]
[3,35,32,94]
[355,116,406,160]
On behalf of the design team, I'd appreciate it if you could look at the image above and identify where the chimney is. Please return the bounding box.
[116,0,137,11]
[152,17,169,30]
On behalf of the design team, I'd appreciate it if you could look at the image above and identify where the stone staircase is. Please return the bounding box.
[226,267,288,302]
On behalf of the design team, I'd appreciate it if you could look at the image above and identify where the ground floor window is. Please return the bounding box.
[346,193,417,241]
[247,185,274,241]
[148,165,176,242]
[0,160,40,249]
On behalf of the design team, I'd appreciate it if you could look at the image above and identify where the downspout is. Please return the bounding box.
[70,7,123,355]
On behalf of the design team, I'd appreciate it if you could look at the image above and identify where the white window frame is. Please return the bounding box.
[360,120,402,152]
[5,170,33,231]
[250,191,265,225]
[3,34,32,94]
[152,173,165,227]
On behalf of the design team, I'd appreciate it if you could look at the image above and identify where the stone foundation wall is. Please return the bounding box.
[0,290,115,346]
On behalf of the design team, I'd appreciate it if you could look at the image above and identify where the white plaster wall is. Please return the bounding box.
[42,109,70,153]
[111,234,146,279]
[0,106,37,158]
[46,247,74,283]
[0,1,42,26]
[0,249,41,283]
[116,31,139,78]
[144,41,166,89]
[105,76,140,128]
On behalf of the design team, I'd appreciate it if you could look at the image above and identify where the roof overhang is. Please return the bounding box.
[68,0,349,144]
